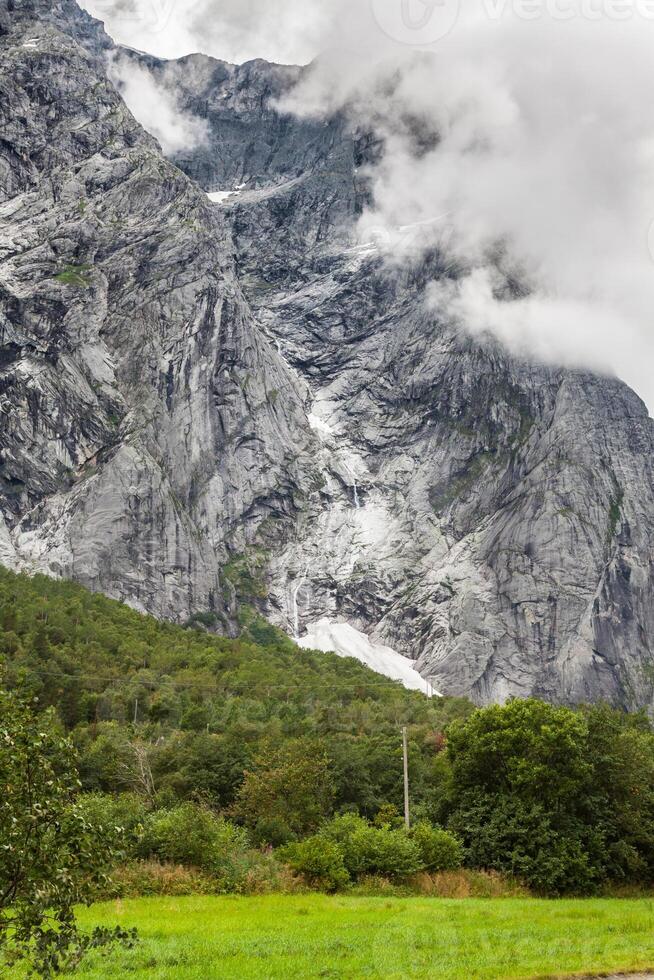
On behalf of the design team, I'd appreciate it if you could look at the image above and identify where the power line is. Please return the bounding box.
[2,662,437,698]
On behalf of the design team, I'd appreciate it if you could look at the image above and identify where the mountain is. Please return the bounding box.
[1,0,653,709]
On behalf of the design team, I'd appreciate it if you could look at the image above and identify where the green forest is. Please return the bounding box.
[1,566,654,902]
[0,567,471,818]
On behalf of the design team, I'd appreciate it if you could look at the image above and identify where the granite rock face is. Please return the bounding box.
[0,1,319,621]
[1,1,653,707]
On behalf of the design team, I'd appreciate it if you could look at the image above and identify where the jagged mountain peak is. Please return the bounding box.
[0,0,653,710]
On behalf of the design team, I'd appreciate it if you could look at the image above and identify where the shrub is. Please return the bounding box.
[240,852,302,895]
[320,814,422,880]
[359,827,422,879]
[139,803,218,867]
[449,794,601,895]
[108,852,296,899]
[75,793,147,857]
[210,821,256,893]
[279,837,350,892]
[251,816,296,848]
[108,861,216,898]
[409,822,463,872]
[138,803,251,890]
[320,813,369,838]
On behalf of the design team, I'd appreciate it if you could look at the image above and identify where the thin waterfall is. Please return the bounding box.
[343,461,361,509]
[291,562,310,639]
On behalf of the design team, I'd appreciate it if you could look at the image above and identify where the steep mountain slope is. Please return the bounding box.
[0,0,320,622]
[149,46,654,709]
[1,1,653,708]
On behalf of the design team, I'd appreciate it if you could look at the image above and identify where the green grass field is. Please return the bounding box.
[18,894,654,979]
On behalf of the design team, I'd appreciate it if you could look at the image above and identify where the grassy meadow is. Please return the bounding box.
[12,894,654,979]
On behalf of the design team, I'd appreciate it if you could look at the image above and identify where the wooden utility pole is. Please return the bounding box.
[402,725,410,830]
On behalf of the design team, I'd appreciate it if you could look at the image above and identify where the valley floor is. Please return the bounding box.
[10,895,654,979]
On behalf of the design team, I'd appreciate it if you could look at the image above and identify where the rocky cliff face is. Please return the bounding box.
[1,0,653,709]
[0,0,319,621]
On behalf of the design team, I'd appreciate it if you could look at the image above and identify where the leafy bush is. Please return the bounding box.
[450,794,601,895]
[75,793,148,855]
[282,815,461,890]
[112,853,297,898]
[279,837,349,892]
[139,803,218,867]
[319,814,423,880]
[240,853,302,895]
[318,814,368,859]
[138,803,251,890]
[409,822,463,872]
[358,827,423,879]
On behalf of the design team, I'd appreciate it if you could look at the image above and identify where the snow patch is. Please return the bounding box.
[308,412,335,438]
[349,497,392,548]
[299,618,437,695]
[346,242,379,254]
[207,190,240,204]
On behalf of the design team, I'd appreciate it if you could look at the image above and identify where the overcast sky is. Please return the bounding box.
[81,1,654,415]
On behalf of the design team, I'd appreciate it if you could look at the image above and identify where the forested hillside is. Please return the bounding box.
[2,567,653,897]
[0,567,471,821]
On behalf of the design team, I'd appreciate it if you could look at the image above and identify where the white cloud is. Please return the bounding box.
[81,0,329,63]
[83,1,654,412]
[106,52,209,155]
[427,268,645,380]
[81,0,200,58]
[282,5,654,413]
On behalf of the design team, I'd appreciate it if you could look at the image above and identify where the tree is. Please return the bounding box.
[0,686,135,976]
[232,738,335,842]
[583,703,654,882]
[444,698,654,894]
[118,741,156,802]
[446,698,592,806]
